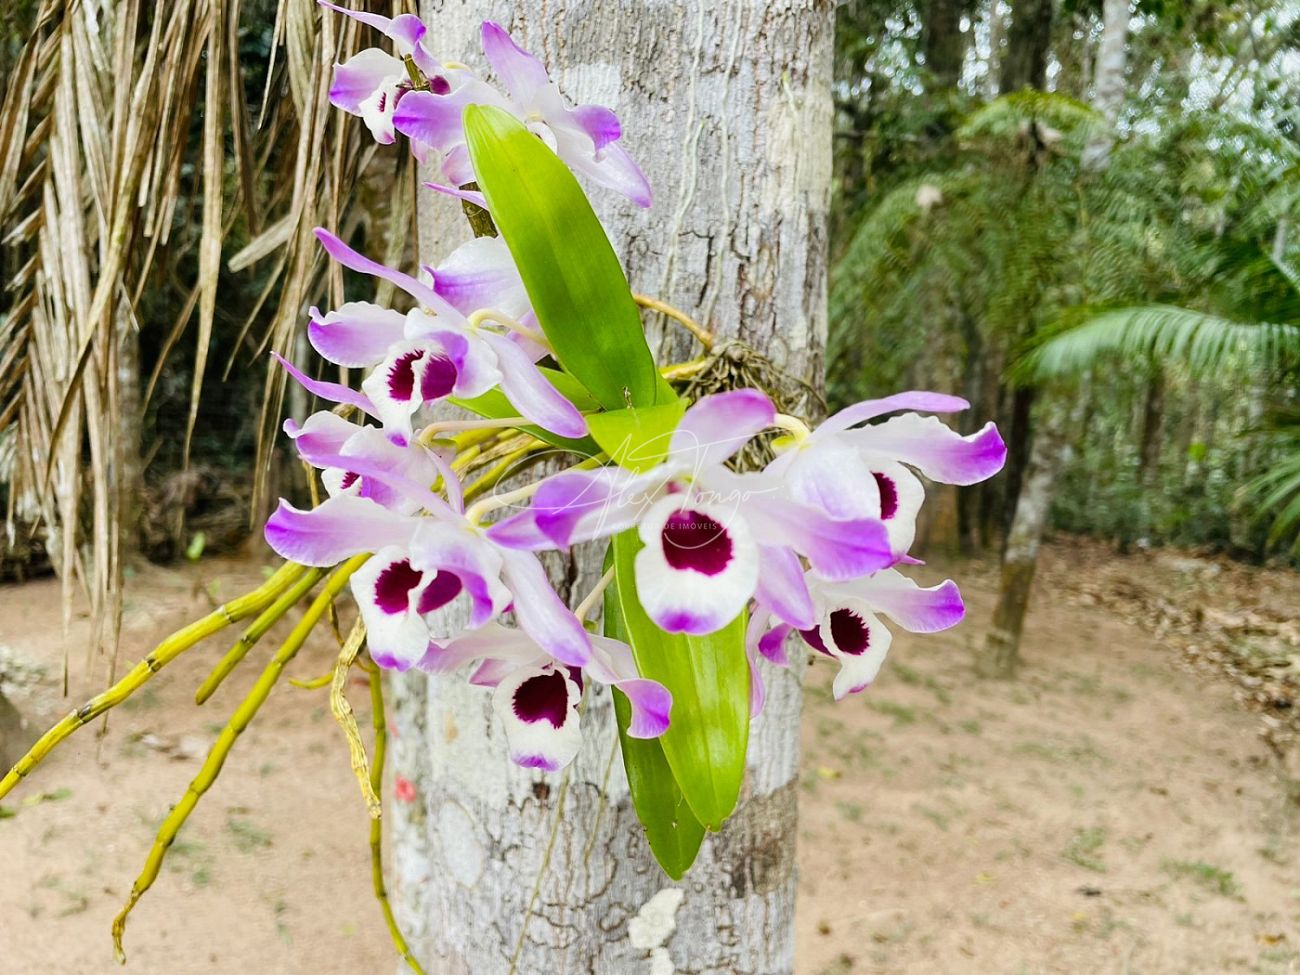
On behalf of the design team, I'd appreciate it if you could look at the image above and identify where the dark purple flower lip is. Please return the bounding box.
[873,472,899,520]
[829,609,870,655]
[375,559,424,614]
[660,508,733,576]
[512,669,570,728]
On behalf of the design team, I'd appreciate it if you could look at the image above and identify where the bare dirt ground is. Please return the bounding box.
[1,537,1298,975]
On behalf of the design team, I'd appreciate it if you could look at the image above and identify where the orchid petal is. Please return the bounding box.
[314,228,450,313]
[272,352,375,416]
[329,48,405,115]
[307,301,406,368]
[633,495,758,635]
[423,180,489,210]
[497,549,592,666]
[755,544,815,630]
[409,521,512,628]
[431,236,529,319]
[263,495,411,567]
[669,389,775,471]
[570,104,621,151]
[480,22,550,102]
[817,391,971,437]
[480,331,588,438]
[492,665,584,771]
[855,414,1007,485]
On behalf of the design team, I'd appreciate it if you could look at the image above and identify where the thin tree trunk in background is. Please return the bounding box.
[391,4,833,973]
[1137,366,1164,488]
[997,0,1054,92]
[921,0,973,90]
[978,403,1067,678]
[981,0,1128,678]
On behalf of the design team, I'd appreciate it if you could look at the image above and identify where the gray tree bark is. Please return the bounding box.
[389,3,833,973]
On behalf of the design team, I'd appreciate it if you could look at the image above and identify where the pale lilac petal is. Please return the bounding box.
[314,228,450,313]
[418,623,543,675]
[441,144,477,185]
[329,48,405,114]
[758,623,792,666]
[855,415,1007,485]
[284,411,356,459]
[585,635,672,738]
[423,180,488,210]
[670,389,774,471]
[483,510,555,551]
[308,301,406,367]
[480,22,550,101]
[497,549,592,666]
[746,496,893,581]
[480,331,588,438]
[570,104,621,151]
[409,521,512,628]
[775,436,881,521]
[559,138,653,208]
[431,237,529,319]
[392,84,492,154]
[634,495,758,635]
[291,442,457,521]
[492,665,583,771]
[744,613,770,717]
[514,466,662,548]
[818,391,971,437]
[755,544,815,630]
[854,569,964,633]
[272,352,375,415]
[264,496,412,566]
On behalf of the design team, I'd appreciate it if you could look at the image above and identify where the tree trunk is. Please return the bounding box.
[1137,366,1164,489]
[390,4,833,973]
[921,0,973,91]
[978,0,1129,678]
[977,402,1068,679]
[997,0,1054,93]
[1080,0,1128,172]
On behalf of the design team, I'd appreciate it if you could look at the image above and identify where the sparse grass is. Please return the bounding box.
[1062,827,1107,872]
[890,663,952,705]
[835,801,864,822]
[1163,859,1241,897]
[869,700,918,727]
[226,816,272,852]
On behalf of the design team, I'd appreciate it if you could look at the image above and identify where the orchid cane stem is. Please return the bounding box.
[575,568,615,622]
[111,555,370,962]
[330,618,382,818]
[634,293,714,349]
[466,308,550,348]
[367,668,427,975]
[195,567,327,704]
[0,562,306,803]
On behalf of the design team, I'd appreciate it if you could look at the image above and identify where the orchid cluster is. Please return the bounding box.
[262,5,1005,857]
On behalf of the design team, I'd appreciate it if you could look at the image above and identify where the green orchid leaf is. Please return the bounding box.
[586,400,686,473]
[605,571,706,879]
[610,529,749,830]
[463,105,662,410]
[450,366,600,454]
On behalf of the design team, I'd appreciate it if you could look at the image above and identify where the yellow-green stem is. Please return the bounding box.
[111,555,369,962]
[0,562,305,803]
[368,669,426,974]
[194,567,326,705]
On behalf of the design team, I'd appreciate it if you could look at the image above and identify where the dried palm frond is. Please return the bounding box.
[0,0,418,675]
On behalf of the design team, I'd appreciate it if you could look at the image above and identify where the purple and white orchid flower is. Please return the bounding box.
[262,439,594,670]
[765,391,1007,558]
[390,22,651,207]
[491,389,894,636]
[752,568,965,703]
[300,229,585,440]
[419,623,671,771]
[321,2,455,147]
